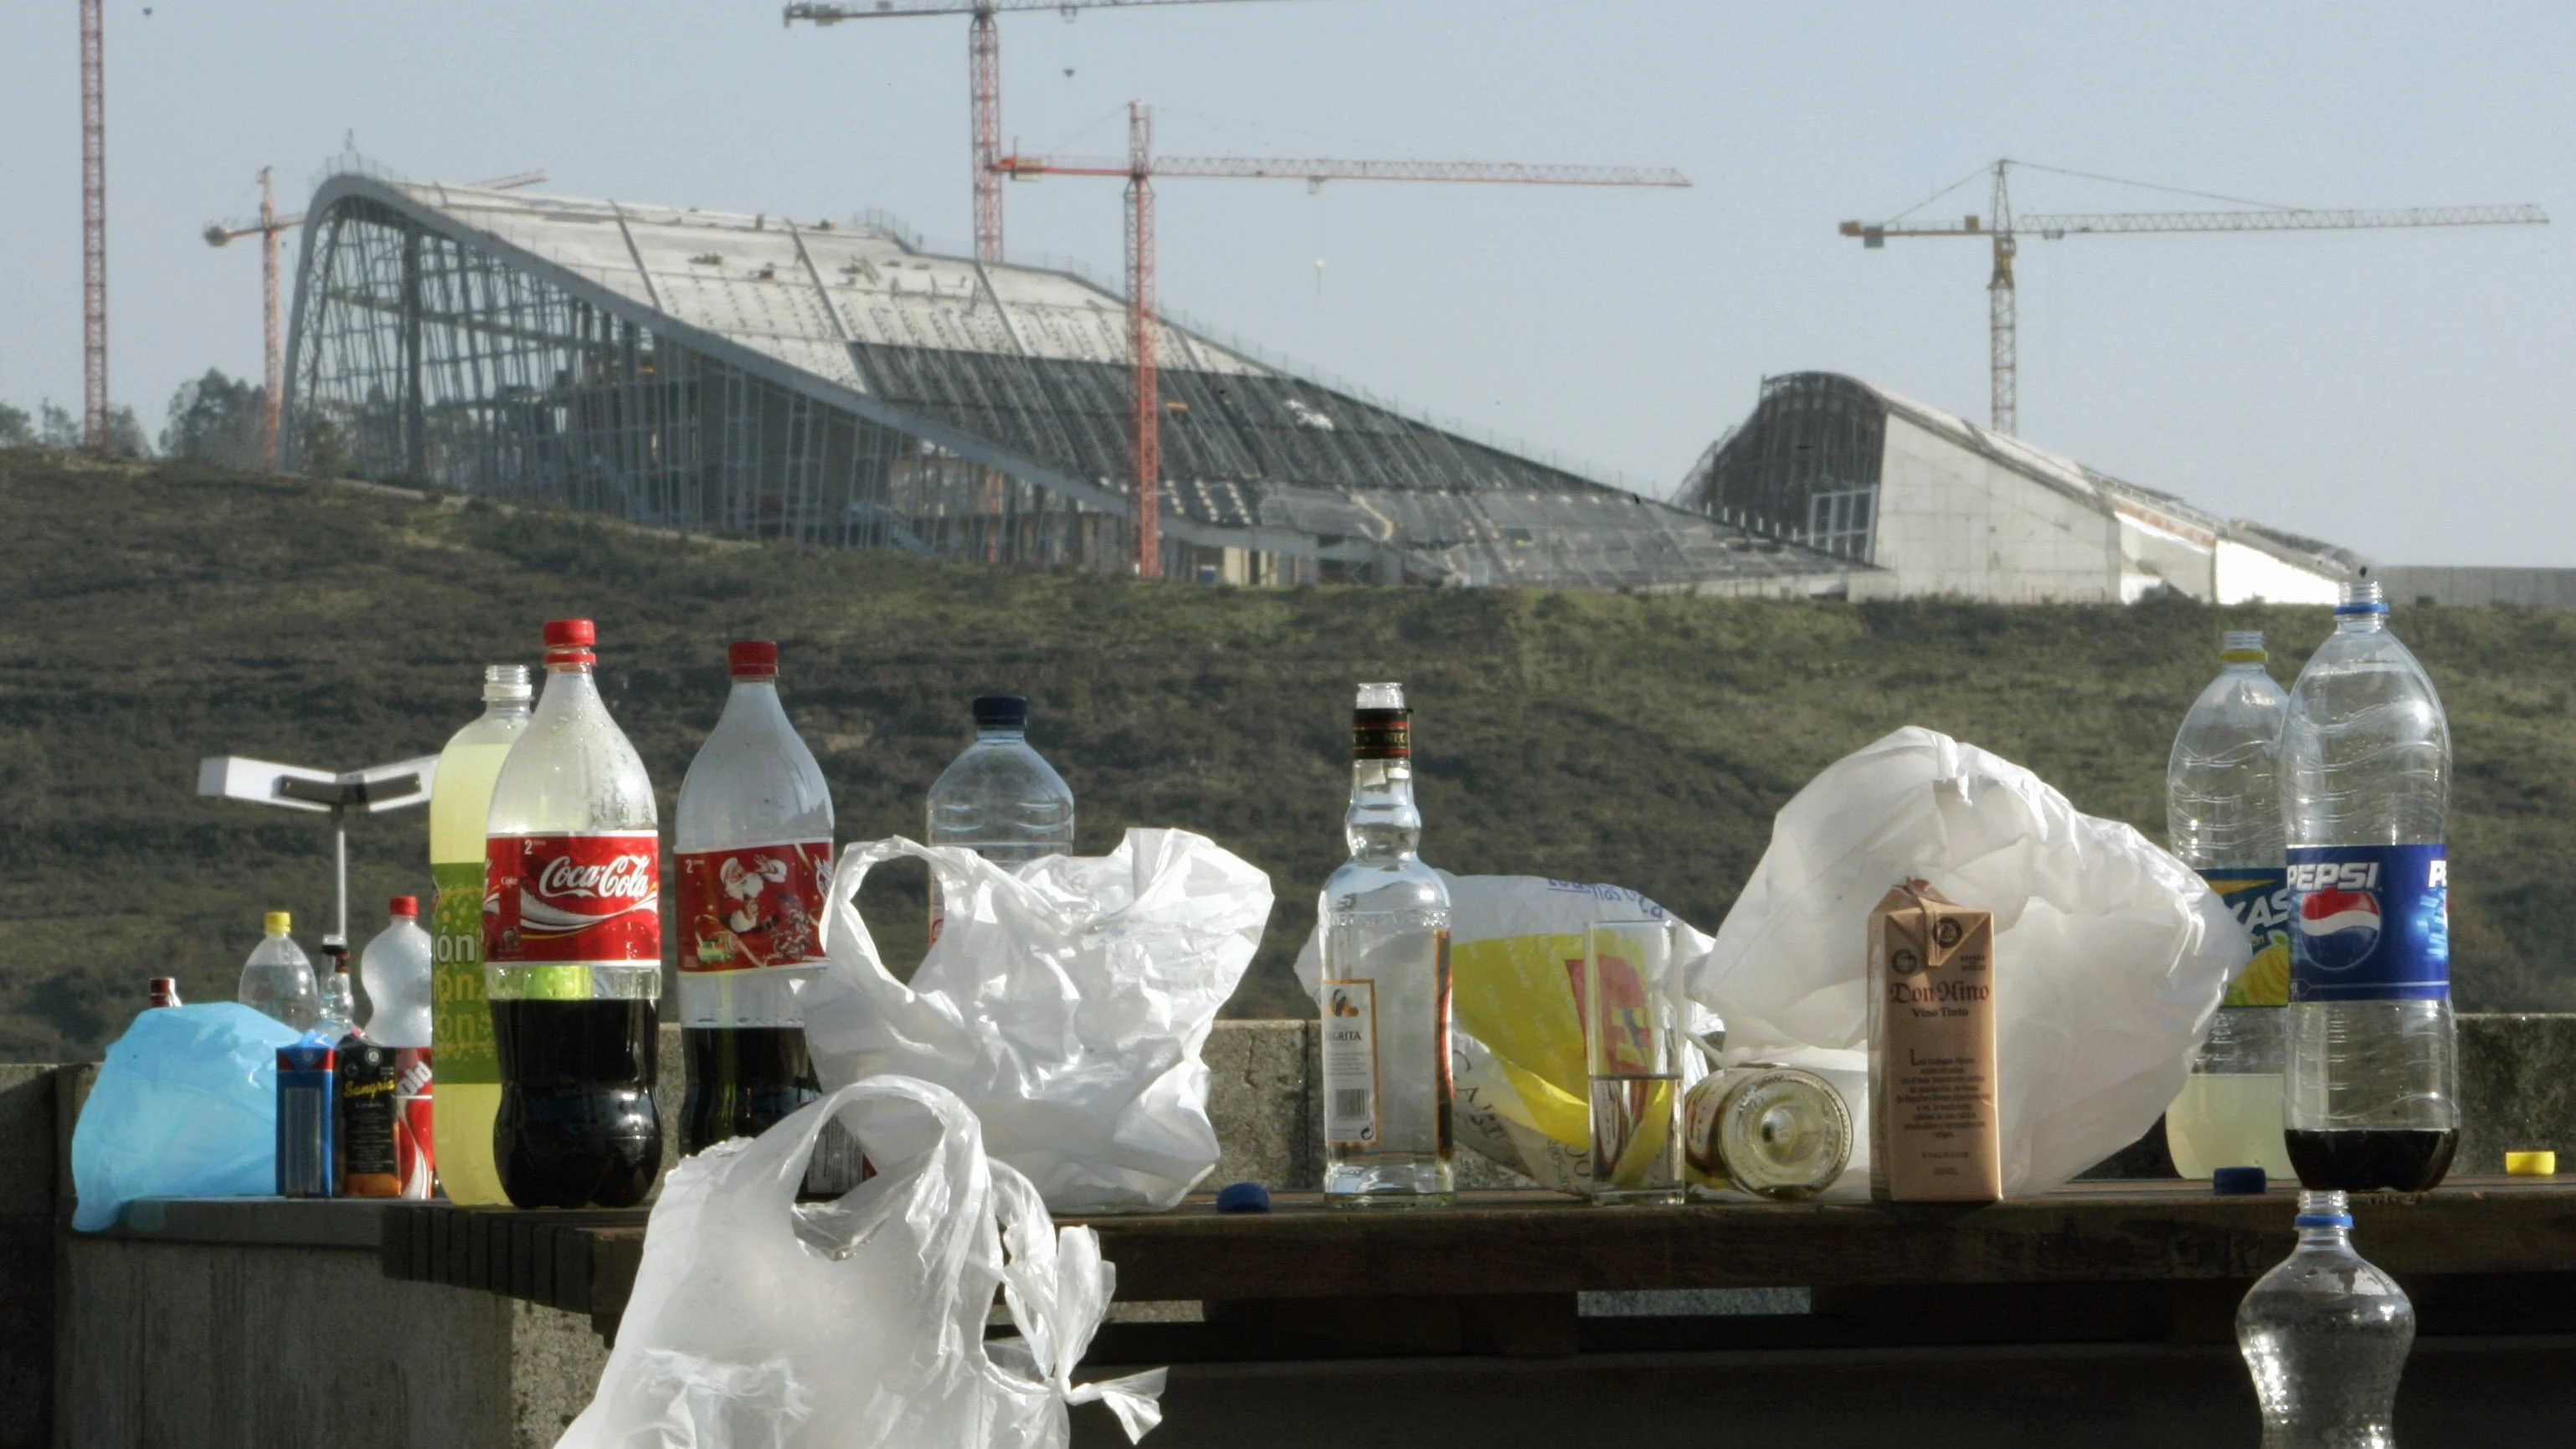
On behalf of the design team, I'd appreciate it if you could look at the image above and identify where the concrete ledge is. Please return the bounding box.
[98,1196,395,1249]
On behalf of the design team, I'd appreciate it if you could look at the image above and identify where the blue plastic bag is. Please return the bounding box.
[72,1003,300,1231]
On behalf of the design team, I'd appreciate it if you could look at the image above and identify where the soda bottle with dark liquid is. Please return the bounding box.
[675,641,857,1195]
[2281,578,2458,1192]
[483,619,666,1210]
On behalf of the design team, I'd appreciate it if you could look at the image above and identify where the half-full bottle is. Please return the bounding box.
[1318,682,1453,1209]
[429,665,533,1206]
[2166,629,2296,1179]
[483,619,664,1210]
[676,641,846,1184]
[2282,580,2457,1192]
[924,694,1074,943]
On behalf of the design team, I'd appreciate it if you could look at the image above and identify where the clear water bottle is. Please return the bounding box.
[316,949,358,1041]
[483,618,664,1210]
[2282,578,2457,1192]
[1318,682,1455,1209]
[924,695,1074,943]
[239,911,318,1031]
[2166,629,2296,1179]
[2237,1190,2414,1447]
[361,897,438,1198]
[675,640,838,1173]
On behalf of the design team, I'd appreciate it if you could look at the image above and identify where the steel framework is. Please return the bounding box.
[283,176,1846,593]
[80,0,107,448]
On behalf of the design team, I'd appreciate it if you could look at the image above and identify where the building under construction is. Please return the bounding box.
[1679,373,2362,604]
[284,175,1842,592]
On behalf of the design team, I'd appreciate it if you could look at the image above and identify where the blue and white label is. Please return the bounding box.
[2286,844,2449,1002]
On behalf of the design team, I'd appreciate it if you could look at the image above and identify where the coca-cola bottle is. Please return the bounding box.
[675,641,835,1163]
[482,619,665,1209]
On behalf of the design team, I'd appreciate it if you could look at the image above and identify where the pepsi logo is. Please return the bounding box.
[2296,888,2383,973]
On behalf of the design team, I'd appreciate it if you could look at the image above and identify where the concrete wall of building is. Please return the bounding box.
[2216,539,2346,605]
[1874,414,2121,601]
[2374,567,2576,610]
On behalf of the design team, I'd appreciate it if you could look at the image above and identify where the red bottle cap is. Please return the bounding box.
[729,640,779,678]
[543,618,598,666]
[389,896,419,917]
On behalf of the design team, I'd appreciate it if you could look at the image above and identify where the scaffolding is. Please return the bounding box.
[286,176,1854,590]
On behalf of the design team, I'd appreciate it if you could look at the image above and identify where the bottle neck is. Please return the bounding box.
[1345,758,1422,861]
[975,727,1026,744]
[482,695,533,722]
[2336,613,2388,635]
[2294,1189,2354,1246]
[722,676,786,727]
[538,660,601,716]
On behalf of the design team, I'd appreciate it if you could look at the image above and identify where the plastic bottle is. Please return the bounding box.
[2236,1190,2415,1446]
[316,947,357,1041]
[429,665,533,1206]
[147,978,183,1008]
[924,695,1074,943]
[1317,682,1455,1209]
[2166,629,2296,1179]
[239,912,318,1032]
[483,619,664,1210]
[360,897,437,1198]
[2282,578,2457,1192]
[675,641,835,1163]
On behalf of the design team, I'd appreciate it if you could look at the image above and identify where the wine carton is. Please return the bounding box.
[1867,881,2001,1202]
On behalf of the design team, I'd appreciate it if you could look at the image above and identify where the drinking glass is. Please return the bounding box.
[1584,918,1684,1205]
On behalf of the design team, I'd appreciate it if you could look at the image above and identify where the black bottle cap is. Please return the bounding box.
[973,695,1030,731]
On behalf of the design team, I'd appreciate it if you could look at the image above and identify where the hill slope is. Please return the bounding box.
[5,453,2573,1061]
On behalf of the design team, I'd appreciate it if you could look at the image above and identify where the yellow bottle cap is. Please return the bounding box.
[2506,1151,2556,1177]
[264,911,292,935]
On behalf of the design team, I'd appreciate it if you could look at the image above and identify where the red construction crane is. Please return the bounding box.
[1842,159,2550,436]
[996,103,1690,577]
[206,170,543,470]
[80,0,106,448]
[782,0,1309,265]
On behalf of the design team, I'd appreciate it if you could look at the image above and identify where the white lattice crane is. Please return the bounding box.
[1842,159,2550,436]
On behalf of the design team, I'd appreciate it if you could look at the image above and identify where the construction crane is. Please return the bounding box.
[205,170,543,470]
[80,0,106,448]
[1841,159,2550,436]
[782,0,1312,265]
[996,102,1689,577]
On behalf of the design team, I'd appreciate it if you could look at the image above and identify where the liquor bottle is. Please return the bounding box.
[429,665,533,1206]
[924,694,1073,944]
[1317,682,1454,1209]
[483,619,664,1210]
[676,641,836,1163]
[2282,579,2458,1192]
[2166,629,2296,1179]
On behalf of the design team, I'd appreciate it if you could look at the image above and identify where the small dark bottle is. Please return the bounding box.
[147,978,183,1008]
[336,1030,404,1199]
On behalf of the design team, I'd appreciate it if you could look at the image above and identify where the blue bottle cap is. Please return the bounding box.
[2212,1165,2269,1196]
[1215,1181,1272,1214]
[2294,1210,2355,1229]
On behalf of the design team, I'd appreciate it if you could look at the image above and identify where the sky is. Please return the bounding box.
[0,0,2568,565]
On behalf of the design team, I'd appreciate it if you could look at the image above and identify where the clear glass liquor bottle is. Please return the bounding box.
[1318,682,1454,1209]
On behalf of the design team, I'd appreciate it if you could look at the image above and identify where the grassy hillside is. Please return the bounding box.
[5,452,2573,1061]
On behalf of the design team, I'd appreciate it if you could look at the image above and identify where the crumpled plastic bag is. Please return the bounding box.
[1689,727,2248,1198]
[72,1003,300,1231]
[1297,874,1721,1192]
[803,829,1273,1214]
[554,1076,1165,1449]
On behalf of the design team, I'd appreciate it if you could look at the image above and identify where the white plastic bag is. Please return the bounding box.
[555,1076,1164,1449]
[1293,874,1722,1192]
[1690,727,2248,1198]
[803,829,1273,1214]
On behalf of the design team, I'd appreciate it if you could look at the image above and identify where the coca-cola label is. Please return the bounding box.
[678,840,832,972]
[485,833,662,963]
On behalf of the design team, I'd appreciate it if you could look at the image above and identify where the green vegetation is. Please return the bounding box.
[4,452,2573,1061]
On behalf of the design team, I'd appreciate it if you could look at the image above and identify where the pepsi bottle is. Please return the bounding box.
[2280,578,2457,1192]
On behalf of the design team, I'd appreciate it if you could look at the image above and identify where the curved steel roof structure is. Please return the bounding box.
[284,174,1849,591]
